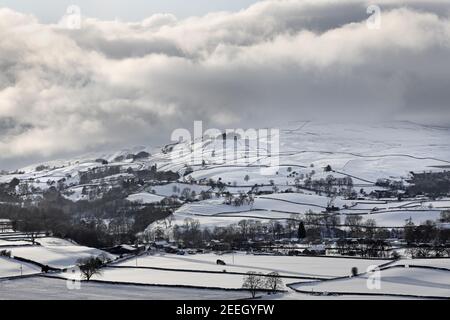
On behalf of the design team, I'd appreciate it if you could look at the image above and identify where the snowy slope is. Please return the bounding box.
[0,257,41,278]
[169,193,450,229]
[3,121,450,188]
[290,266,450,298]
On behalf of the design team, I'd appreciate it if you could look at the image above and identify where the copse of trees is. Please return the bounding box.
[1,205,71,241]
[0,187,175,249]
[35,165,50,172]
[135,165,179,181]
[133,151,151,160]
[406,171,450,197]
[1,204,116,248]
[345,215,364,238]
[296,174,355,197]
[335,238,391,258]
[400,212,450,257]
[223,192,255,207]
[304,211,342,239]
[79,166,121,185]
[173,218,203,247]
[440,210,450,223]
[0,250,11,257]
[0,180,21,202]
[404,217,449,245]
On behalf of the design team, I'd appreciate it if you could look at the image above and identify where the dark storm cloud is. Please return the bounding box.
[0,0,450,168]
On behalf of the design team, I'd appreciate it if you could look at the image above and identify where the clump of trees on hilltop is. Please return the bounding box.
[406,171,450,197]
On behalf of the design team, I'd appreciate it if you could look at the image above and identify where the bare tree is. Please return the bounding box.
[77,256,103,281]
[242,271,265,298]
[345,215,363,238]
[265,272,283,293]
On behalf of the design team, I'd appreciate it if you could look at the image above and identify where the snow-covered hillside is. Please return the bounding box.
[1,121,450,232]
[3,121,450,185]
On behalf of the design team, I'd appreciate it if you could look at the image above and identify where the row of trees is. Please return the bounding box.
[335,239,392,258]
[242,271,283,298]
[170,213,399,250]
[172,218,307,248]
[406,246,450,258]
[296,175,355,197]
[169,211,450,256]
[223,193,255,206]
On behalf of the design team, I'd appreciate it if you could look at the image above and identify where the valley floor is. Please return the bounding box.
[1,245,449,300]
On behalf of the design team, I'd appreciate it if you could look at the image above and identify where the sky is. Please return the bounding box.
[0,0,261,22]
[1,0,450,170]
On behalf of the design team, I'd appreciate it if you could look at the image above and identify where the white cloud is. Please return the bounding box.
[0,0,450,167]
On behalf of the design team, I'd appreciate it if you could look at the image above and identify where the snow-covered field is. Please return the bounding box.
[290,266,450,298]
[0,239,33,247]
[2,238,115,269]
[269,291,422,300]
[154,122,450,183]
[169,192,449,229]
[117,253,389,279]
[41,253,389,290]
[150,183,212,197]
[1,252,448,299]
[91,267,253,289]
[391,258,450,269]
[359,210,443,227]
[0,276,248,300]
[126,192,165,204]
[175,194,450,217]
[0,275,426,300]
[0,257,40,278]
